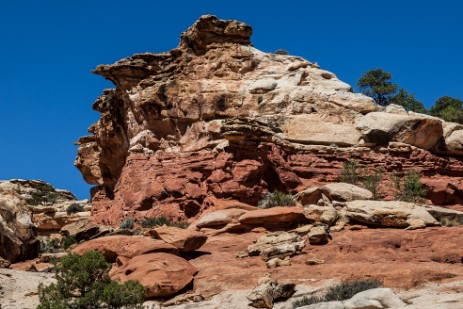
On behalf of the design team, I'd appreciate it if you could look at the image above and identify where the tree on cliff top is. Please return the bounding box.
[390,88,427,114]
[357,68,398,106]
[429,96,463,123]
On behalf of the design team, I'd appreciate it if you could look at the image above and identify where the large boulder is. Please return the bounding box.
[356,112,443,149]
[147,226,207,252]
[321,183,373,202]
[195,208,248,229]
[246,275,295,309]
[247,231,306,261]
[61,220,112,242]
[0,191,39,262]
[345,200,439,228]
[238,206,308,228]
[110,252,197,298]
[72,235,179,261]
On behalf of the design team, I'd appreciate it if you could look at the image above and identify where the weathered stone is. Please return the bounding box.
[346,200,439,228]
[266,256,291,268]
[195,208,248,229]
[321,183,373,202]
[61,220,112,242]
[295,187,322,206]
[110,252,197,298]
[247,231,306,261]
[238,207,308,228]
[304,205,338,225]
[308,225,329,244]
[72,235,179,262]
[0,190,39,262]
[246,275,295,309]
[147,226,207,252]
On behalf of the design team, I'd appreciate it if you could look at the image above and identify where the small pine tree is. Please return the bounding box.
[38,251,144,309]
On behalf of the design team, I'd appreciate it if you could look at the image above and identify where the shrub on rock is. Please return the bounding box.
[258,192,295,209]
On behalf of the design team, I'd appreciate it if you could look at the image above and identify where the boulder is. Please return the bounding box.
[61,220,112,241]
[247,231,306,261]
[345,200,439,228]
[356,112,443,149]
[247,275,295,309]
[304,205,338,225]
[444,129,463,155]
[110,252,197,298]
[424,205,463,226]
[195,208,247,229]
[238,206,308,228]
[147,226,207,252]
[308,225,329,245]
[344,288,406,308]
[295,187,322,206]
[321,183,373,202]
[33,211,91,232]
[72,235,179,262]
[0,192,39,262]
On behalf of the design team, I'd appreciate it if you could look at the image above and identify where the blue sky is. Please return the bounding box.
[1,1,462,199]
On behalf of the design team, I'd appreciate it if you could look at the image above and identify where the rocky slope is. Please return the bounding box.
[75,15,463,226]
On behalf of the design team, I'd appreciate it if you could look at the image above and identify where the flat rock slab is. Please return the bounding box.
[238,206,308,228]
[72,235,179,262]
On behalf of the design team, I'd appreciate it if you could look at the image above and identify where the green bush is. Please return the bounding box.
[361,169,383,200]
[391,171,426,203]
[38,251,144,309]
[40,238,61,253]
[292,279,382,308]
[119,217,134,229]
[140,216,188,229]
[257,191,295,209]
[340,160,360,184]
[275,49,289,55]
[63,236,77,250]
[66,203,85,214]
[26,185,60,206]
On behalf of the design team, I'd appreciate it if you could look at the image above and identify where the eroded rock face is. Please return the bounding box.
[75,15,463,225]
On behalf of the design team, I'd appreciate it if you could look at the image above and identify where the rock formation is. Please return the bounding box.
[75,15,463,226]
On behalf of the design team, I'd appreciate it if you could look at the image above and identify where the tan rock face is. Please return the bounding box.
[75,15,463,225]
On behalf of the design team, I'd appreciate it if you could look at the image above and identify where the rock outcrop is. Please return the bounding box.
[75,15,463,227]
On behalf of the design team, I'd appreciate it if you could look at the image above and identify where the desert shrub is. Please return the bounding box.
[66,203,85,214]
[340,160,360,184]
[119,217,134,229]
[323,279,382,302]
[140,216,188,229]
[361,169,383,200]
[257,191,295,209]
[292,279,382,308]
[391,171,426,203]
[63,236,77,250]
[37,251,144,309]
[275,49,289,55]
[40,238,61,253]
[26,185,60,206]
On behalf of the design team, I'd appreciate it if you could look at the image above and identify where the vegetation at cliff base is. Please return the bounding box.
[140,216,189,229]
[38,251,145,309]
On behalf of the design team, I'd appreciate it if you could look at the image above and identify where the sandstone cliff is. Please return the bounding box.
[75,15,463,225]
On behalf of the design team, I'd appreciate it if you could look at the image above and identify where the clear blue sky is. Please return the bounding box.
[1,1,462,199]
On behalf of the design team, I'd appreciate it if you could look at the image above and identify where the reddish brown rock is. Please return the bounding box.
[72,235,178,262]
[238,206,308,229]
[74,15,463,226]
[110,252,197,298]
[147,226,207,252]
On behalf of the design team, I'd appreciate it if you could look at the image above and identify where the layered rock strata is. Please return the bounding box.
[75,15,463,225]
